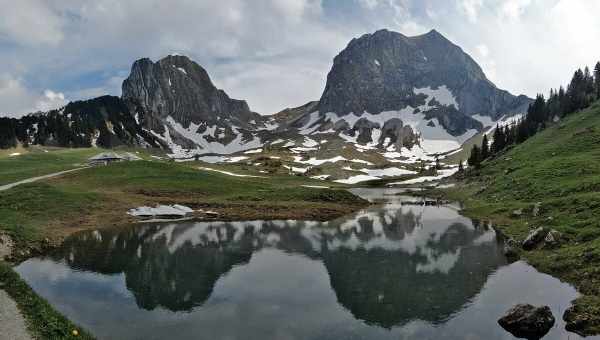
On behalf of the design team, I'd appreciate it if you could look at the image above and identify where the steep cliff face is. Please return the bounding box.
[283,29,532,155]
[2,30,532,168]
[318,29,530,119]
[122,55,263,130]
[119,55,272,156]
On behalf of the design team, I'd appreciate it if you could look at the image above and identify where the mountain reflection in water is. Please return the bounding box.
[15,188,587,340]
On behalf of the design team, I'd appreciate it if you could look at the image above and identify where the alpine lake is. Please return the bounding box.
[15,188,595,340]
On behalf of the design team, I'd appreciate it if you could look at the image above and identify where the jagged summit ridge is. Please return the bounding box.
[276,29,533,157]
[3,29,532,167]
[318,29,530,117]
[122,55,262,130]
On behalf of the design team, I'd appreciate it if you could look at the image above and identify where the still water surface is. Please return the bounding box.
[16,188,592,339]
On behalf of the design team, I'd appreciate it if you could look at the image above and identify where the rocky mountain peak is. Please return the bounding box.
[317,29,531,119]
[122,55,259,129]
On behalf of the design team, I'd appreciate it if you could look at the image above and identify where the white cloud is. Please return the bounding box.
[500,0,532,21]
[358,0,380,10]
[0,0,64,46]
[0,0,600,117]
[476,44,489,58]
[458,0,483,23]
[0,74,67,117]
[36,90,68,112]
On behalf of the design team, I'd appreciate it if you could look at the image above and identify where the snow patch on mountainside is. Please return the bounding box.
[160,116,262,157]
[414,86,459,109]
[471,114,495,127]
[304,108,476,155]
[294,85,476,157]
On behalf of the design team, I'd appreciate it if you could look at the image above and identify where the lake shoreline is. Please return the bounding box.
[412,181,600,337]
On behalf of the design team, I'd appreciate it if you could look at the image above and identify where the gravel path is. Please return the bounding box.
[0,289,32,340]
[0,167,87,192]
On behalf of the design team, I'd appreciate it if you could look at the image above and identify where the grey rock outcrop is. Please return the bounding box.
[522,227,549,250]
[498,304,555,339]
[543,230,562,248]
[318,29,531,121]
[122,55,263,130]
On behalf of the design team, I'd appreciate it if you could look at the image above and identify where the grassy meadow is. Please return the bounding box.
[424,101,600,334]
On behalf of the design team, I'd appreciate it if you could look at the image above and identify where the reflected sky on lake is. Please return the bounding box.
[16,188,592,340]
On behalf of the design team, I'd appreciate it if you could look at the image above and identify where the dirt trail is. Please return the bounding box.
[0,167,87,192]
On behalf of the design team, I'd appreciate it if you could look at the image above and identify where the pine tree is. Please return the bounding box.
[505,124,515,146]
[567,69,587,112]
[468,145,481,168]
[0,118,17,149]
[491,125,505,154]
[594,62,600,99]
[558,86,568,116]
[481,134,489,160]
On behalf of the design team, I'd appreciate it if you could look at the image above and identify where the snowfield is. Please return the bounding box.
[198,167,267,178]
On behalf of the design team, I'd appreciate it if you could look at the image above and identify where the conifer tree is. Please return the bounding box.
[505,124,515,146]
[481,134,489,160]
[594,62,600,99]
[468,145,481,168]
[491,125,505,154]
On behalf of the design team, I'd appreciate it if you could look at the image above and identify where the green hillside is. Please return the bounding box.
[435,101,600,335]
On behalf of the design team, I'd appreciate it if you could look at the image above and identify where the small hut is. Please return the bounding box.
[88,152,124,166]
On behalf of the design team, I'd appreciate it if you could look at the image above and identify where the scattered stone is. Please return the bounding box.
[504,244,519,261]
[511,209,524,218]
[543,230,562,248]
[0,233,14,260]
[502,238,520,261]
[532,202,542,217]
[498,304,555,339]
[522,227,549,250]
[201,210,219,218]
[563,304,600,336]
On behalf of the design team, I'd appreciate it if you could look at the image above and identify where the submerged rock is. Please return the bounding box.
[498,304,555,339]
[522,227,549,250]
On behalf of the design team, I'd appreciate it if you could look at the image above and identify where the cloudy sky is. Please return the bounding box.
[1,0,599,117]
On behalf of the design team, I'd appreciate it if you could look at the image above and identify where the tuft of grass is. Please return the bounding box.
[0,183,99,245]
[0,262,94,340]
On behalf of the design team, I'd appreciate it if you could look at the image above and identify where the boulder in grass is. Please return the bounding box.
[522,227,549,250]
[498,304,555,339]
[543,230,562,248]
[563,303,600,336]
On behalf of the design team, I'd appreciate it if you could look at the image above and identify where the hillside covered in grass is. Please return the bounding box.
[437,101,600,335]
[0,160,366,257]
